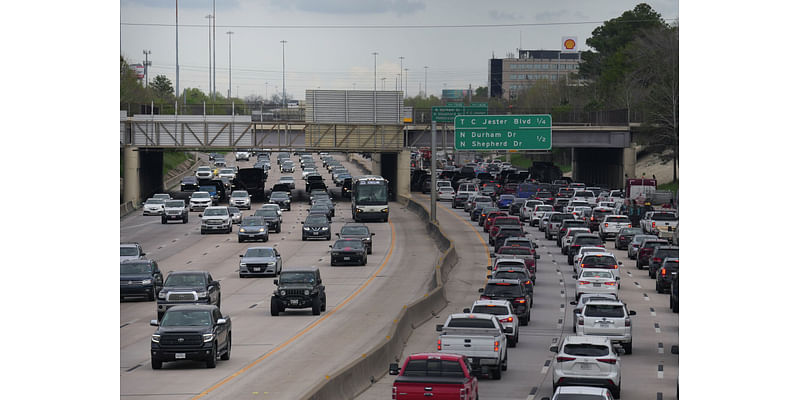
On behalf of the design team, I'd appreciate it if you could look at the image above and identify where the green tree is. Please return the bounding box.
[120,56,149,104]
[151,75,174,101]
[475,86,488,97]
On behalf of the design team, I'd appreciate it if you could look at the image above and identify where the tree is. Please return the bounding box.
[150,75,174,101]
[120,56,150,104]
[475,86,488,97]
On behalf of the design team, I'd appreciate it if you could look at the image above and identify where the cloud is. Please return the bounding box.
[272,0,425,16]
[488,10,523,21]
[534,9,569,22]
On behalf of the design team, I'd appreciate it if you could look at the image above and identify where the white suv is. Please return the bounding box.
[576,299,636,355]
[229,190,252,210]
[189,191,213,212]
[521,200,544,222]
[465,299,520,347]
[195,166,214,180]
[550,335,622,398]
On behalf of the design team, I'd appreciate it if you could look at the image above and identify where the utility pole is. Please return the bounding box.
[399,56,404,98]
[175,0,179,100]
[281,40,287,108]
[226,31,234,98]
[205,14,212,96]
[142,50,151,87]
[265,81,268,102]
[404,68,409,98]
[212,0,216,101]
[424,66,428,97]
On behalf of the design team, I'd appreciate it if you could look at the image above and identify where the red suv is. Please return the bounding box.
[636,239,669,270]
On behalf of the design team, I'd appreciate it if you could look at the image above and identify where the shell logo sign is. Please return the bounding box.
[561,36,578,53]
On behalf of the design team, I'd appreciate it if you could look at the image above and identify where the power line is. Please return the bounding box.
[120,18,678,30]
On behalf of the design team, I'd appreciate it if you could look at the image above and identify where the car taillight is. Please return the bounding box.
[579,280,591,285]
[392,386,397,400]
[480,295,490,300]
[437,338,442,351]
[625,317,631,327]
[652,222,656,228]
[515,297,526,304]
[597,358,617,364]
[460,388,467,400]
[661,268,667,276]
[500,316,514,323]
[493,341,501,352]
[612,264,619,269]
[605,223,609,227]
[578,316,584,325]
[604,281,616,286]
[525,280,531,285]
[557,356,576,362]
[653,258,662,263]
[591,217,595,221]
[627,224,632,228]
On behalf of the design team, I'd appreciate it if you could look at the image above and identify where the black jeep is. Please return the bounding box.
[270,268,327,316]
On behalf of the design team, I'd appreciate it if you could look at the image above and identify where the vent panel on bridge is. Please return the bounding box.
[304,124,404,151]
[306,90,403,124]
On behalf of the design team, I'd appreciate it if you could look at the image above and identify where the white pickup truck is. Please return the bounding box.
[640,211,679,235]
[436,313,511,380]
[599,215,632,241]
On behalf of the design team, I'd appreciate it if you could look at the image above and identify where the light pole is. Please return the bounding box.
[281,40,287,108]
[404,68,409,98]
[175,0,179,100]
[212,0,216,101]
[205,14,212,96]
[226,31,233,98]
[265,81,269,102]
[143,50,151,87]
[381,77,386,91]
[372,52,378,92]
[399,56,404,97]
[424,66,428,97]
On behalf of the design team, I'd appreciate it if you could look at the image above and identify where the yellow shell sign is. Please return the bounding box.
[563,39,576,50]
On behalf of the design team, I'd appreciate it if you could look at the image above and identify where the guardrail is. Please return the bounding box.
[120,201,136,218]
[301,195,458,400]
[164,155,203,191]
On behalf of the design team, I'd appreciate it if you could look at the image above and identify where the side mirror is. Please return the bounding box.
[329,245,333,248]
[486,274,492,279]
[463,308,471,313]
[150,320,159,326]
[614,344,626,355]
[535,255,541,259]
[239,254,243,258]
[335,233,340,237]
[629,310,637,316]
[569,301,577,305]
[141,252,146,256]
[436,324,444,332]
[216,318,227,325]
[273,279,279,285]
[671,345,679,355]
[389,363,399,376]
[549,345,559,353]
[572,275,578,279]
[486,265,492,270]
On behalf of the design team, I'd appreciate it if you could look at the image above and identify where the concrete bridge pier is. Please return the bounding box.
[123,146,141,206]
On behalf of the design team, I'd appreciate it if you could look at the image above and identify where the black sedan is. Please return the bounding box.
[330,239,368,266]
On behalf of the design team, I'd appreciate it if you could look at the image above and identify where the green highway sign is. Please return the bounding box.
[432,104,488,123]
[469,102,488,107]
[454,114,552,151]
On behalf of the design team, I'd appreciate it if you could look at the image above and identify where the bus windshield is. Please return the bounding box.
[355,182,388,205]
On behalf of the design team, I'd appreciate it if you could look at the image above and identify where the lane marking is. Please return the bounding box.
[657,363,664,379]
[654,323,661,333]
[650,307,656,317]
[191,218,397,399]
[540,360,551,374]
[658,342,664,354]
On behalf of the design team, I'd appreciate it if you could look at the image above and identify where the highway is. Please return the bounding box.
[356,192,679,400]
[120,153,440,399]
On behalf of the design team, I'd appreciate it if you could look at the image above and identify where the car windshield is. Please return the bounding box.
[145,199,164,205]
[495,271,527,281]
[120,247,139,256]
[582,256,617,267]
[120,262,151,274]
[606,216,629,223]
[197,167,211,172]
[495,218,518,226]
[563,344,609,357]
[499,195,514,201]
[575,236,603,246]
[244,248,275,258]
[632,235,658,244]
[652,212,678,221]
[471,305,509,316]
[619,228,644,236]
[581,270,613,279]
[219,169,234,174]
[241,218,264,226]
[499,247,532,255]
[280,177,293,182]
[306,215,328,224]
[333,240,363,249]
[191,192,210,199]
[575,191,594,197]
[550,394,608,400]
[271,193,289,200]
[204,208,228,216]
[165,201,184,207]
[255,210,279,217]
[484,283,523,297]
[584,304,625,318]
[657,249,680,258]
[227,207,240,214]
[160,310,213,327]
[164,274,205,287]
[341,226,369,235]
[232,191,248,198]
[280,272,316,284]
[355,183,388,205]
[447,318,496,329]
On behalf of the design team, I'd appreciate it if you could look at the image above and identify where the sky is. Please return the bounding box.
[120,0,679,101]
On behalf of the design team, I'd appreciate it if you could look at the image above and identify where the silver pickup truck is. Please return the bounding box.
[640,211,679,236]
[436,313,511,380]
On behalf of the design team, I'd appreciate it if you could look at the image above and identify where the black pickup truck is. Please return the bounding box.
[149,305,232,369]
[232,168,267,201]
[305,175,327,194]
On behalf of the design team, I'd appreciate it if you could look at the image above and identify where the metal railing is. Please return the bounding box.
[120,102,306,122]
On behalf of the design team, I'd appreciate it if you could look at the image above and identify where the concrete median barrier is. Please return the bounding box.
[301,195,456,400]
[120,201,136,218]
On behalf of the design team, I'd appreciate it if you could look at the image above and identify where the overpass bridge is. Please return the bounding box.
[121,112,635,207]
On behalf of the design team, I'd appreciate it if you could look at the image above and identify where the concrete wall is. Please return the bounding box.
[573,147,626,188]
[396,150,411,198]
[122,146,140,205]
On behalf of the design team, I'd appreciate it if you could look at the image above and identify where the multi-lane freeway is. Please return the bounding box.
[121,152,677,400]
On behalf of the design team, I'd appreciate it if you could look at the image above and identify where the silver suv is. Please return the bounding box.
[201,206,232,234]
[550,335,622,398]
[229,190,251,210]
[576,299,636,355]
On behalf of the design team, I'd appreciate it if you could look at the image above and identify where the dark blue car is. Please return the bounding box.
[497,194,515,210]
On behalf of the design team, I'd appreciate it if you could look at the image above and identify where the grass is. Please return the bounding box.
[163,151,192,175]
[658,180,679,193]
[509,153,532,169]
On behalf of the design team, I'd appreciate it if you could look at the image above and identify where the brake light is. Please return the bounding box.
[557,356,576,362]
[499,316,513,323]
[652,222,656,228]
[628,224,632,228]
[625,317,631,327]
[525,280,531,285]
[392,386,397,400]
[604,281,616,286]
[661,268,666,276]
[653,258,662,263]
[480,296,490,300]
[591,217,595,221]
[437,338,442,351]
[579,280,591,285]
[460,388,467,400]
[613,264,619,269]
[597,358,617,364]
[514,297,526,304]
[605,223,609,227]
[578,316,584,325]
[494,341,500,352]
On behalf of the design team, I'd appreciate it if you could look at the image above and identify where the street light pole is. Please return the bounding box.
[372,52,378,92]
[404,68,409,98]
[212,0,216,101]
[381,77,386,91]
[424,66,428,97]
[399,56,404,98]
[205,14,212,96]
[226,31,233,98]
[281,40,287,108]
[143,50,151,87]
[175,0,179,100]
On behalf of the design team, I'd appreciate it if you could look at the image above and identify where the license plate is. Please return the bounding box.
[343,257,350,261]
[253,267,261,272]
[313,232,319,235]
[175,353,186,359]
[290,300,299,305]
[593,283,601,287]
[579,363,592,370]
[249,234,255,238]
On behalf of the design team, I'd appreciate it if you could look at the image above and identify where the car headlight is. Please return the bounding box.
[240,228,246,233]
[259,228,265,232]
[203,333,215,343]
[280,290,286,296]
[151,334,160,343]
[158,291,166,299]
[321,227,329,230]
[196,291,209,299]
[240,263,247,268]
[303,227,310,231]
[381,208,389,213]
[141,279,153,285]
[304,290,310,296]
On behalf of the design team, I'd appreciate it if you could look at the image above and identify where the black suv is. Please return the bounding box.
[479,278,531,325]
[330,239,368,266]
[452,193,470,208]
[656,258,679,294]
[271,268,327,316]
[157,271,222,320]
[302,214,331,241]
[253,209,281,233]
[120,259,163,301]
[337,223,375,254]
[493,226,526,253]
[150,305,232,369]
[615,227,644,250]
[648,245,680,279]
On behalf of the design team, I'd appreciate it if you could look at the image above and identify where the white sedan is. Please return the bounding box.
[574,268,619,300]
[142,198,166,215]
[218,168,236,180]
[437,187,455,201]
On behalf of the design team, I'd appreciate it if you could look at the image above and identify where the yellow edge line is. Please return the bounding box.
[192,218,397,399]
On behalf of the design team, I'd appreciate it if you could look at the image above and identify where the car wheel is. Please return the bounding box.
[623,342,632,355]
[311,295,321,315]
[491,365,502,380]
[362,256,367,266]
[321,297,326,312]
[151,357,162,370]
[148,290,155,302]
[656,282,663,293]
[302,236,307,241]
[206,343,217,368]
[239,273,245,278]
[201,229,206,235]
[368,246,372,255]
[636,260,641,269]
[277,225,281,233]
[221,335,231,360]
[508,335,517,348]
[228,225,232,233]
[330,258,336,266]
[183,217,188,223]
[327,235,331,240]
[161,217,167,224]
[611,385,621,399]
[672,298,679,313]
[157,311,164,321]
[270,297,281,316]
[238,237,243,243]
[649,268,656,278]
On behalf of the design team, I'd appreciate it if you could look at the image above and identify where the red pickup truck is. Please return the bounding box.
[390,353,478,400]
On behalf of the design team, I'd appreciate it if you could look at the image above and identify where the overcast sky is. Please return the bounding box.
[120,0,678,101]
